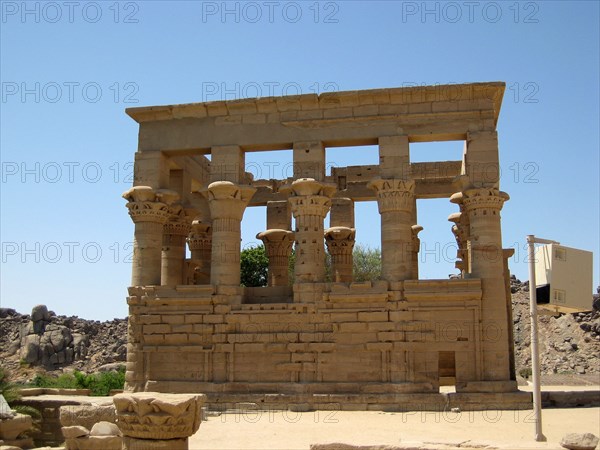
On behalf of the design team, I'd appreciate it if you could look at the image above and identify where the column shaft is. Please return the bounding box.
[288,178,336,283]
[161,209,191,286]
[368,179,415,282]
[206,181,256,286]
[461,187,510,381]
[132,221,165,286]
[187,221,212,285]
[211,218,242,285]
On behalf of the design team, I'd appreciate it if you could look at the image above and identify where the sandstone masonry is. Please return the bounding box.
[121,82,531,410]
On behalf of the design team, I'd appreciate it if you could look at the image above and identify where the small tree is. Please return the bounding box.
[353,245,382,282]
[240,244,269,287]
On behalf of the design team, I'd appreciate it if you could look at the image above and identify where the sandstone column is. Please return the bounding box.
[325,197,356,282]
[458,187,510,381]
[288,178,336,283]
[123,187,179,286]
[410,224,423,280]
[161,207,194,286]
[367,178,415,281]
[206,181,256,286]
[256,229,295,286]
[114,392,205,450]
[256,201,294,286]
[187,220,212,285]
[325,227,355,282]
[448,209,471,276]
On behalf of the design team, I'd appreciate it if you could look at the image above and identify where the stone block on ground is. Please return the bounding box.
[90,421,121,436]
[122,436,188,450]
[560,433,600,450]
[59,404,116,430]
[113,392,205,440]
[0,413,32,440]
[62,425,89,439]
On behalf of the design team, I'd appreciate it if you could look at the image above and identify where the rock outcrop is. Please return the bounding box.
[0,306,127,379]
[511,279,600,376]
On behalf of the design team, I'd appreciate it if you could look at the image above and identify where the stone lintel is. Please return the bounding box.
[127,83,505,153]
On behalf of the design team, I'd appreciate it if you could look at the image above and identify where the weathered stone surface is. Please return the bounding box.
[60,404,116,430]
[62,425,89,439]
[0,413,32,439]
[31,304,50,323]
[122,436,188,450]
[90,421,121,437]
[66,435,121,450]
[560,433,599,450]
[113,392,205,440]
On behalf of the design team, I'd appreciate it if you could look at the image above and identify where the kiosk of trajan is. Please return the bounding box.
[122,82,531,410]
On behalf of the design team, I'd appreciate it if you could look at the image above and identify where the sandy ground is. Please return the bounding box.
[190,386,600,450]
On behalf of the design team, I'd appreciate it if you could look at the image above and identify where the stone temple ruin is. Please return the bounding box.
[122,82,531,410]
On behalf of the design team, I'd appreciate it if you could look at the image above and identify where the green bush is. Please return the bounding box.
[31,366,125,396]
[32,372,79,389]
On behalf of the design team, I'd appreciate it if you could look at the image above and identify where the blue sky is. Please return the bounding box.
[1,1,598,320]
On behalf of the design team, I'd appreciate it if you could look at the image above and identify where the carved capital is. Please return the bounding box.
[286,178,336,219]
[461,188,509,214]
[324,227,356,256]
[187,220,212,252]
[289,195,332,219]
[367,178,415,213]
[205,181,256,220]
[257,229,295,258]
[124,201,171,224]
[164,210,193,237]
[113,392,206,440]
[123,186,180,225]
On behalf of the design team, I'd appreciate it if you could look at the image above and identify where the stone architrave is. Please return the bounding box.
[205,181,256,286]
[324,226,355,283]
[367,178,415,282]
[123,187,179,286]
[113,392,206,450]
[256,229,295,287]
[287,178,336,283]
[186,220,212,285]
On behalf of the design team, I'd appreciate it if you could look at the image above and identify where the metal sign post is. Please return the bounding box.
[526,235,559,442]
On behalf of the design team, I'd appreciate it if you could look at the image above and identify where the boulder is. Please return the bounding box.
[20,334,41,364]
[560,433,599,450]
[62,426,89,439]
[0,413,32,440]
[90,422,121,437]
[31,304,50,323]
